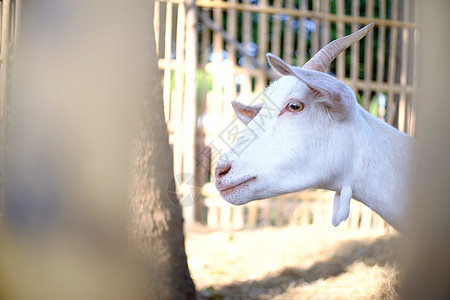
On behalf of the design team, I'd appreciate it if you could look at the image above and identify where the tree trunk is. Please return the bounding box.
[127,2,196,299]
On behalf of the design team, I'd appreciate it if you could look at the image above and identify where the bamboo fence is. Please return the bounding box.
[154,0,418,231]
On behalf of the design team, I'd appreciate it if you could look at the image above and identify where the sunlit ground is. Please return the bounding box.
[186,225,401,300]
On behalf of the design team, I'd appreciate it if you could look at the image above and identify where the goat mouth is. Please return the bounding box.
[217,177,256,195]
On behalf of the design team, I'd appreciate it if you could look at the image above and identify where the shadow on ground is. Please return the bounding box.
[198,235,402,300]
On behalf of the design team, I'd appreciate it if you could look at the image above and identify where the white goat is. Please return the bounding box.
[215,23,414,231]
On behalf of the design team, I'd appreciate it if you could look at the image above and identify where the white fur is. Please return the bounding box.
[215,57,414,231]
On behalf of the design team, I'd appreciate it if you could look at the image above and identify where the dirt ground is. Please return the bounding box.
[186,225,402,300]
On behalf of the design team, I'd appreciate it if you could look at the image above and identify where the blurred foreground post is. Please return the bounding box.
[402,0,450,299]
[1,1,195,299]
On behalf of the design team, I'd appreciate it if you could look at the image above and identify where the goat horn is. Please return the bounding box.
[303,22,375,72]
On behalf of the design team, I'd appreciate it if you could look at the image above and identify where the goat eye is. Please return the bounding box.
[287,101,304,112]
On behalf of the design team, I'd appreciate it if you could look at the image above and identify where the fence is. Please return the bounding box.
[0,0,20,221]
[154,0,418,231]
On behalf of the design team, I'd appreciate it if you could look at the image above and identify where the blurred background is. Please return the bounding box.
[1,0,449,299]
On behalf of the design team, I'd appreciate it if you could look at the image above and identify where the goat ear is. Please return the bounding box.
[231,100,263,125]
[266,53,293,76]
[266,53,356,120]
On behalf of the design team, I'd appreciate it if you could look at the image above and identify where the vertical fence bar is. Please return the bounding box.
[241,0,252,96]
[183,0,198,225]
[349,203,361,230]
[163,2,173,125]
[0,2,3,55]
[311,0,320,56]
[256,0,268,91]
[14,0,21,51]
[207,199,219,228]
[225,0,245,229]
[260,199,272,227]
[173,1,186,202]
[210,1,225,226]
[360,204,374,231]
[321,0,330,48]
[387,0,399,125]
[154,0,160,55]
[363,0,374,110]
[212,1,223,118]
[200,6,210,116]
[300,198,310,226]
[243,0,258,223]
[376,0,386,119]
[0,0,10,221]
[275,198,285,226]
[9,1,14,57]
[248,202,258,227]
[297,0,307,66]
[321,0,330,72]
[232,203,244,229]
[220,203,231,228]
[410,1,419,136]
[210,1,223,137]
[398,0,409,133]
[350,0,360,94]
[283,0,294,64]
[271,0,282,57]
[226,0,237,89]
[336,0,344,80]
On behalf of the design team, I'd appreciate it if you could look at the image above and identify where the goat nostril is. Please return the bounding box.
[216,163,232,178]
[220,165,231,176]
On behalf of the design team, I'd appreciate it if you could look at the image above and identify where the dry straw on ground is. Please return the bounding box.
[186,225,401,300]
